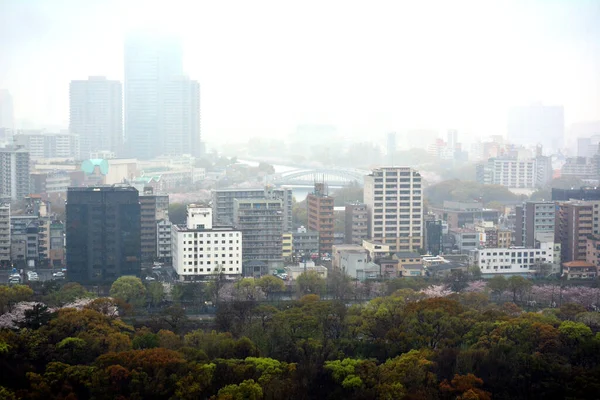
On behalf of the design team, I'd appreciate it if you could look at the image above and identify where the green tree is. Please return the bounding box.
[18,303,55,330]
[257,275,285,301]
[147,281,165,307]
[296,271,326,296]
[109,276,146,308]
[47,282,93,306]
[507,276,533,303]
[0,285,34,313]
[328,269,354,300]
[169,203,188,225]
[487,275,508,300]
[216,379,263,400]
[446,270,469,292]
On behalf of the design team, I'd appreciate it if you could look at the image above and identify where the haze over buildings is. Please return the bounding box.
[2,1,600,145]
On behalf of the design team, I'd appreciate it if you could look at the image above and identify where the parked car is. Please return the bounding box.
[52,271,65,278]
[8,277,21,284]
[27,271,39,282]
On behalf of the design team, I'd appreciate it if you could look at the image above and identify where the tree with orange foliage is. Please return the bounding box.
[440,373,491,400]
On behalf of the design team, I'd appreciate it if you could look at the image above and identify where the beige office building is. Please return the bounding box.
[364,167,423,252]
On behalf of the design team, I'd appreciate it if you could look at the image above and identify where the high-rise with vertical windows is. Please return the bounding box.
[139,187,169,261]
[69,76,123,158]
[514,201,555,247]
[555,200,600,262]
[234,198,283,267]
[66,186,141,284]
[124,34,202,159]
[344,202,368,246]
[364,167,423,252]
[0,199,10,267]
[162,77,201,156]
[307,183,335,255]
[0,146,30,201]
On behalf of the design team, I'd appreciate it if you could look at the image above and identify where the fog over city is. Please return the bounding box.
[2,0,600,146]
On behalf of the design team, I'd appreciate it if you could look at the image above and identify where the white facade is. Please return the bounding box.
[364,167,423,252]
[478,158,536,188]
[187,205,212,229]
[172,205,242,281]
[70,77,123,158]
[13,131,80,160]
[0,147,30,201]
[0,200,10,264]
[470,242,555,276]
[172,226,242,281]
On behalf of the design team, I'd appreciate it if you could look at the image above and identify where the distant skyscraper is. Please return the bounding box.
[507,104,564,154]
[13,130,80,160]
[66,186,141,284]
[70,77,123,158]
[162,77,201,156]
[447,129,458,149]
[124,34,184,160]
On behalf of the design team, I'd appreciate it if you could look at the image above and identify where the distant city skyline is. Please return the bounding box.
[2,0,600,145]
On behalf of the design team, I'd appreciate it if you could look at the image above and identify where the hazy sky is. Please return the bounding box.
[1,0,600,144]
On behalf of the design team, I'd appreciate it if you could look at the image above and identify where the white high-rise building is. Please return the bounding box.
[0,146,30,201]
[364,167,423,252]
[124,34,184,160]
[70,76,123,158]
[13,130,80,160]
[162,77,201,156]
[0,200,10,266]
[171,205,242,281]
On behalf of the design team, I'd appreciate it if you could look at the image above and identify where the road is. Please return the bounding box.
[0,268,64,284]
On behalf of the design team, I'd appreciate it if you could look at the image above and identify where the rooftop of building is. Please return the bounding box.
[562,260,596,268]
[403,263,424,270]
[173,224,239,233]
[333,244,366,252]
[67,185,138,192]
[285,264,327,273]
[449,228,478,234]
[395,251,421,259]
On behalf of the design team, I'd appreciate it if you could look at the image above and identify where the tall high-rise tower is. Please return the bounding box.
[162,77,201,156]
[70,77,123,158]
[125,34,194,160]
[364,167,423,252]
[66,186,141,284]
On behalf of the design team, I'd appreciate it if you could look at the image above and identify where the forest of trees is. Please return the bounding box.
[0,275,600,399]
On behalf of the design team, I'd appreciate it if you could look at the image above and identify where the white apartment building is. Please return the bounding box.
[70,76,123,158]
[12,131,80,160]
[0,200,10,266]
[172,205,242,281]
[157,219,172,261]
[469,242,555,277]
[477,157,536,188]
[0,146,30,201]
[364,167,423,252]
